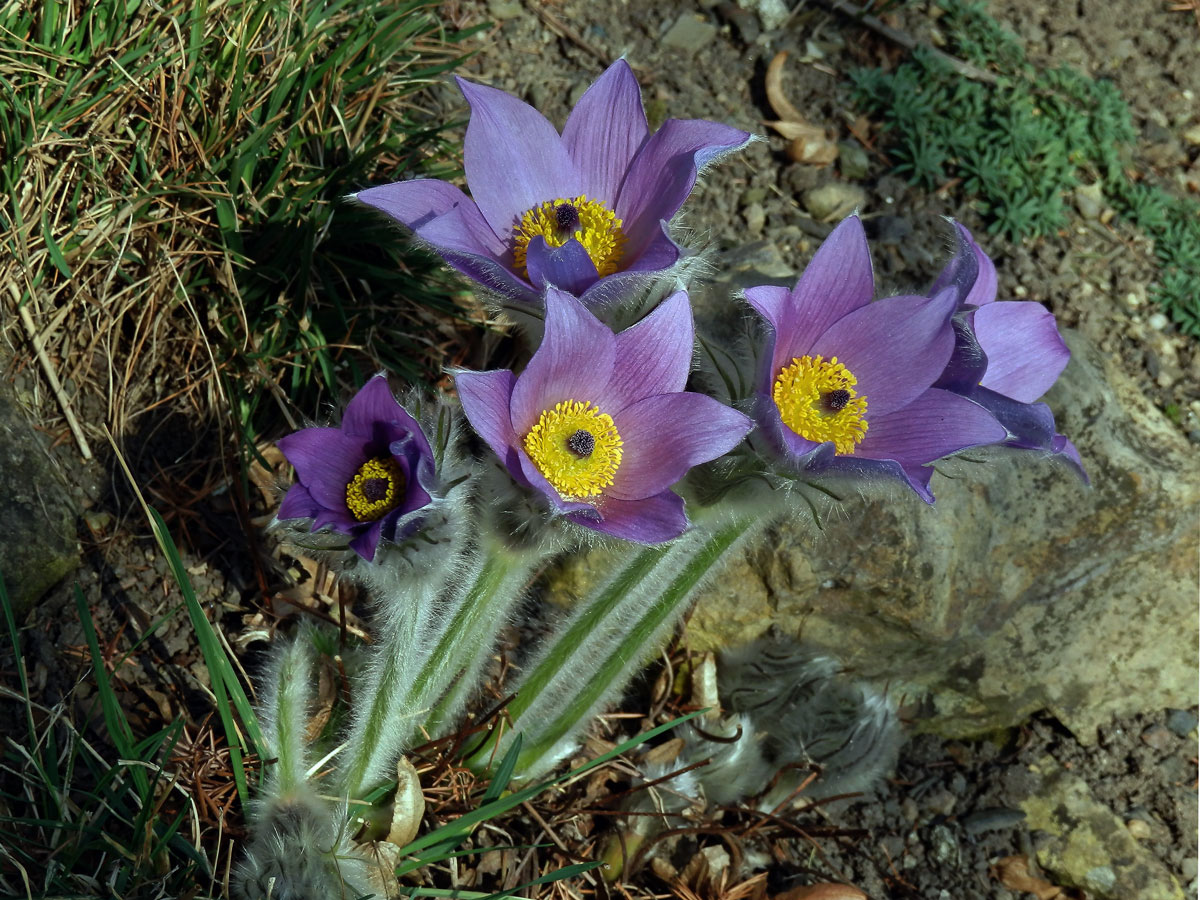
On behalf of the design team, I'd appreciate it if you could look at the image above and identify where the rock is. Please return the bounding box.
[1019,757,1184,899]
[1074,182,1104,220]
[743,202,766,237]
[485,0,523,19]
[661,14,718,53]
[734,0,790,31]
[0,379,79,617]
[837,141,871,181]
[802,183,867,222]
[684,328,1200,741]
[1166,708,1197,737]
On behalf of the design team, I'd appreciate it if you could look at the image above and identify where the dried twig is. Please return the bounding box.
[9,285,93,460]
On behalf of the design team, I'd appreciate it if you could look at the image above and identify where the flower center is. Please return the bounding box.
[773,355,868,454]
[523,400,623,501]
[345,457,406,522]
[512,195,626,280]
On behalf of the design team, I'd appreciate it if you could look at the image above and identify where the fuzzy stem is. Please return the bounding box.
[511,513,763,778]
[262,633,317,798]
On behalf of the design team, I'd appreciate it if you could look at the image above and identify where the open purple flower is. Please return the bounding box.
[277,375,436,561]
[931,223,1086,480]
[455,286,752,542]
[743,216,1008,501]
[353,60,752,307]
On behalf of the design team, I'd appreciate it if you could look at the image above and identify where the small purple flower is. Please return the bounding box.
[455,287,753,542]
[932,223,1086,480]
[353,60,752,307]
[743,216,1008,501]
[277,376,436,561]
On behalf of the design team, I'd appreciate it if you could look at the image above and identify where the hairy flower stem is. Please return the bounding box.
[263,632,318,798]
[497,513,765,779]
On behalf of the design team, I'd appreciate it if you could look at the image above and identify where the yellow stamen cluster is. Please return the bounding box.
[345,457,406,522]
[523,400,623,501]
[773,355,869,455]
[512,195,626,280]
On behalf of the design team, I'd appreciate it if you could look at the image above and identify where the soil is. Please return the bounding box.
[5,0,1197,898]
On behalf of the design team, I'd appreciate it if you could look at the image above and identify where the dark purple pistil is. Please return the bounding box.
[554,203,579,235]
[362,477,391,502]
[822,389,851,412]
[566,429,595,458]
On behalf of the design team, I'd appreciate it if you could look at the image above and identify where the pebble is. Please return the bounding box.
[1139,723,1176,752]
[1074,182,1104,221]
[929,825,960,866]
[960,807,1027,835]
[802,183,867,222]
[1125,818,1153,840]
[1166,708,1197,737]
[661,13,718,52]
[1147,312,1169,331]
[743,202,766,237]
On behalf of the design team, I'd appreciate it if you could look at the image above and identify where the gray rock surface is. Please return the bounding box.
[0,379,79,617]
[684,327,1199,741]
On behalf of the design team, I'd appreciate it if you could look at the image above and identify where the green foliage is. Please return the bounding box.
[849,0,1200,336]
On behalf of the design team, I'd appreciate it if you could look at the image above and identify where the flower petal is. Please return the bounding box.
[928,221,981,306]
[934,312,989,394]
[811,290,958,419]
[605,290,694,410]
[856,388,1007,465]
[568,491,688,543]
[454,368,521,473]
[525,236,601,296]
[610,392,753,499]
[349,523,384,562]
[341,375,404,439]
[354,180,504,255]
[974,301,1070,403]
[561,59,649,204]
[278,428,363,511]
[616,118,752,257]
[459,77,577,236]
[772,216,875,369]
[510,287,617,434]
[277,483,320,521]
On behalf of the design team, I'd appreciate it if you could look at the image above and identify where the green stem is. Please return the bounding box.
[514,515,758,775]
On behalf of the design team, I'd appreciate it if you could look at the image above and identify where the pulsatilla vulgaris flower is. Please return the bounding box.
[931,223,1086,480]
[277,376,436,561]
[455,287,753,542]
[744,216,1008,501]
[353,60,752,307]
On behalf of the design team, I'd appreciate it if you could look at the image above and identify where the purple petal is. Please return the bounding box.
[934,312,989,394]
[354,180,504,255]
[341,375,403,439]
[568,491,688,543]
[610,393,753,500]
[616,118,751,258]
[459,77,578,236]
[312,505,360,532]
[816,455,938,503]
[771,216,875,372]
[525,236,601,296]
[278,428,363,511]
[974,301,1069,403]
[742,284,792,336]
[561,59,649,205]
[430,242,540,303]
[618,220,684,274]
[510,287,617,434]
[930,222,997,308]
[605,290,694,409]
[413,195,509,259]
[349,523,383,562]
[277,483,320,521]
[811,290,957,419]
[856,388,1007,465]
[454,368,519,468]
[1050,435,1089,484]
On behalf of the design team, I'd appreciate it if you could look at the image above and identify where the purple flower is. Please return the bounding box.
[455,287,753,542]
[931,223,1086,480]
[353,60,751,307]
[277,376,436,561]
[743,216,1008,501]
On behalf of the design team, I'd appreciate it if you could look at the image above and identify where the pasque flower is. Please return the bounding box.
[455,286,753,542]
[744,216,1008,501]
[931,223,1086,479]
[354,60,752,307]
[277,376,436,561]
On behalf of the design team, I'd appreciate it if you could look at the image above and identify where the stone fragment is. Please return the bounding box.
[0,379,79,617]
[837,141,871,180]
[802,183,867,222]
[662,14,718,53]
[1019,757,1184,899]
[1165,708,1197,737]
